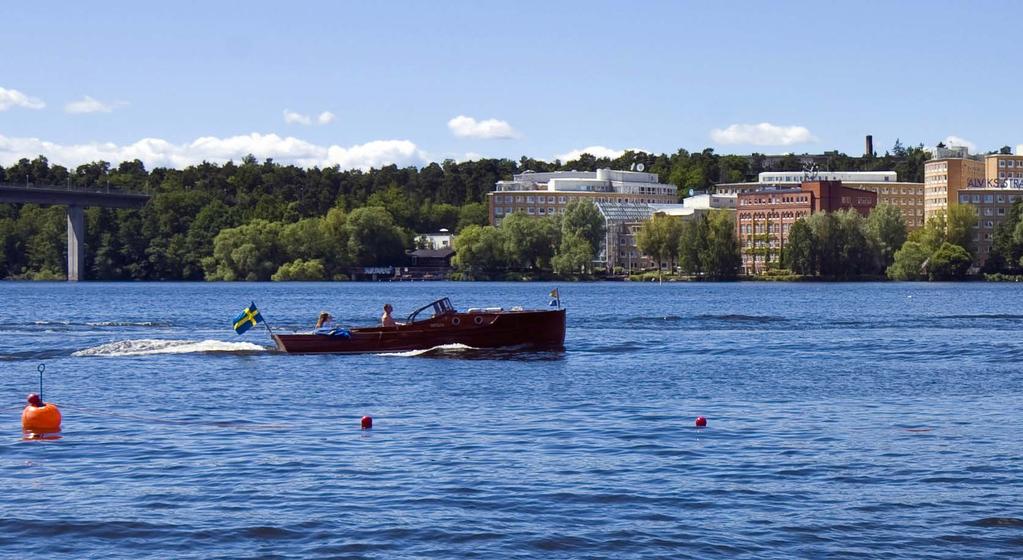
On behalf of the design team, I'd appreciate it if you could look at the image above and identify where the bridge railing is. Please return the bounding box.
[0,182,149,196]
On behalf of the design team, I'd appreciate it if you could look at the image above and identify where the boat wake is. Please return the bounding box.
[73,339,268,357]
[375,343,476,357]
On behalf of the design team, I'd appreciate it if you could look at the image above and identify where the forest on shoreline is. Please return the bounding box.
[5,141,1022,282]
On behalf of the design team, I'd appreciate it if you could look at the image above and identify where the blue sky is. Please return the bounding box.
[1,0,1020,169]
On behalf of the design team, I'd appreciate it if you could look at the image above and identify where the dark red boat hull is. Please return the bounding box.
[272,309,566,354]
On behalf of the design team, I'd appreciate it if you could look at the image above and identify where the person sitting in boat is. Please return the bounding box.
[381,303,397,327]
[315,311,334,329]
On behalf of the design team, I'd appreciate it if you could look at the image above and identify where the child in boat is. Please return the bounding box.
[316,311,333,329]
[381,304,397,327]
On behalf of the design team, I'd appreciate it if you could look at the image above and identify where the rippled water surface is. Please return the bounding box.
[1,282,1022,558]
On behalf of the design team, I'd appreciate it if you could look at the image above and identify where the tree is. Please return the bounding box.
[677,218,706,275]
[551,232,593,276]
[345,207,407,266]
[702,211,741,279]
[927,242,972,280]
[887,241,930,280]
[946,205,978,256]
[784,218,817,275]
[272,259,327,281]
[456,202,489,231]
[866,203,908,270]
[561,199,605,257]
[636,213,682,281]
[501,212,559,270]
[204,219,285,281]
[452,224,507,277]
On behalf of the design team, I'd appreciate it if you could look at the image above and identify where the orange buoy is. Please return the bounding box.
[22,393,61,433]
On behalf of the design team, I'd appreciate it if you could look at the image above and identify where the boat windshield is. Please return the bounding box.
[406,298,455,324]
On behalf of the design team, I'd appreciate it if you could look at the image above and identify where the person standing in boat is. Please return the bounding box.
[381,304,397,327]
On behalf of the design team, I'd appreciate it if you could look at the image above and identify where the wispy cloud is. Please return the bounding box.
[0,132,427,171]
[284,109,335,126]
[283,109,312,125]
[447,115,518,139]
[0,86,45,111]
[556,146,647,162]
[317,111,335,125]
[65,95,123,114]
[710,122,816,146]
[943,135,976,152]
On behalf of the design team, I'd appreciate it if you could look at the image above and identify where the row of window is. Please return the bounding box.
[958,193,1020,204]
[495,207,567,216]
[739,195,810,205]
[997,159,1023,168]
[997,171,1023,178]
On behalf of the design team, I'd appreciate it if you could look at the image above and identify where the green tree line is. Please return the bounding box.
[634,211,742,281]
[452,200,605,279]
[0,142,935,280]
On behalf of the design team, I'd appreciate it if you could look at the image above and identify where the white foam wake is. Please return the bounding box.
[72,339,268,357]
[375,343,475,357]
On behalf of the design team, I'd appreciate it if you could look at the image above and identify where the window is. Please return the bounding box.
[985,195,994,203]
[959,194,969,203]
[527,207,535,215]
[999,160,1006,167]
[558,196,567,204]
[985,221,994,228]
[505,207,512,215]
[527,196,535,203]
[548,207,555,214]
[972,194,981,203]
[515,196,524,203]
[998,207,1005,216]
[1010,160,1016,168]
[1000,172,1005,179]
[984,208,993,216]
[495,207,504,215]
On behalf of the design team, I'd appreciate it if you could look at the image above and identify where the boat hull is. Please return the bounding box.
[272,309,566,354]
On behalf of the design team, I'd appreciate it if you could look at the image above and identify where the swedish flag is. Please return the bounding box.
[233,302,264,335]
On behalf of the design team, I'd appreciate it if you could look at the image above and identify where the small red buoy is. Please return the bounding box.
[695,416,707,428]
[361,415,373,430]
[22,393,62,434]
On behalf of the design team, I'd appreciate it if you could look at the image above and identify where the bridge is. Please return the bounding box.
[0,183,151,281]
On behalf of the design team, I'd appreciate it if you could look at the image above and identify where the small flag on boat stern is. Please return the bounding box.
[233,302,264,335]
[549,288,560,307]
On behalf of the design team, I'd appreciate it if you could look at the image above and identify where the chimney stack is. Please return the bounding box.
[865,135,874,157]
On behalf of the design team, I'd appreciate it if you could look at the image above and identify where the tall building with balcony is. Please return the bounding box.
[923,149,984,221]
[487,168,677,226]
[736,181,876,275]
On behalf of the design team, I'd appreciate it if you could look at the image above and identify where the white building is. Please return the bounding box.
[489,168,677,225]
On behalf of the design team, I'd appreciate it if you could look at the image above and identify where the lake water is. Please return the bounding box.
[1,281,1022,558]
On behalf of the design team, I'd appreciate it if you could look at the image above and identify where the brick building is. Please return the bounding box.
[736,181,876,274]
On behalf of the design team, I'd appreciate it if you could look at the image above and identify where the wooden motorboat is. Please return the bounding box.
[271,298,565,354]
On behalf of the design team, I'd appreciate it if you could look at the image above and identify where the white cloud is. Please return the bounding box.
[556,145,648,162]
[943,135,976,152]
[0,86,45,111]
[710,122,816,146]
[283,109,312,125]
[447,115,518,139]
[284,109,335,126]
[65,95,121,114]
[0,132,427,171]
[317,111,335,125]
